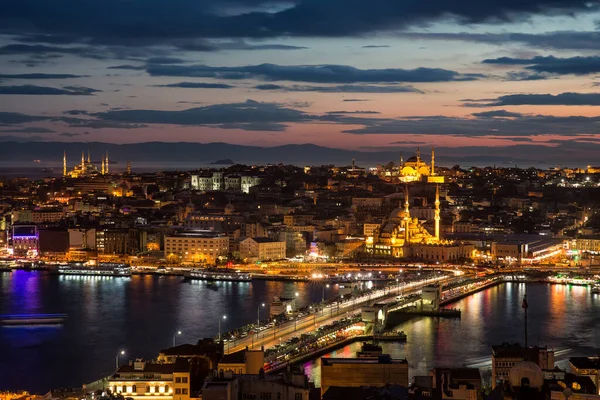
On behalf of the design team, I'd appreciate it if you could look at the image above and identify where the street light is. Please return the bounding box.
[219,315,227,341]
[257,303,265,334]
[322,284,330,303]
[116,350,125,370]
[173,330,182,347]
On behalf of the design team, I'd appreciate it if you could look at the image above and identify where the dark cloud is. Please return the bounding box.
[0,73,86,79]
[146,57,187,64]
[147,63,481,83]
[253,83,423,93]
[0,111,48,124]
[0,0,596,44]
[0,44,105,59]
[464,92,600,107]
[64,110,90,115]
[107,64,146,70]
[154,82,235,89]
[343,99,370,102]
[402,31,600,51]
[0,85,100,95]
[326,110,381,114]
[178,41,308,51]
[471,110,524,118]
[93,100,311,128]
[362,45,390,48]
[59,132,81,137]
[0,126,55,133]
[482,55,600,75]
[214,122,288,131]
[342,113,600,136]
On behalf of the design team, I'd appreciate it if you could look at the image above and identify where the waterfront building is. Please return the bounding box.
[164,231,229,264]
[108,358,192,400]
[428,367,482,399]
[492,344,554,390]
[239,237,286,262]
[11,225,38,257]
[570,357,600,395]
[320,355,409,397]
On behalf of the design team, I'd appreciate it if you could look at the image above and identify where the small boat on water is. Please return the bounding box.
[373,330,407,342]
[185,269,251,282]
[57,264,131,277]
[357,342,383,357]
[1,313,67,326]
[592,284,600,294]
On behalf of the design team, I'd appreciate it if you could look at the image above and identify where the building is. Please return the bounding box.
[492,343,554,389]
[31,209,65,223]
[570,357,600,394]
[320,355,409,397]
[571,236,600,255]
[239,237,286,262]
[217,347,265,376]
[108,358,191,400]
[190,175,212,191]
[63,150,109,178]
[397,148,444,183]
[365,185,447,259]
[202,371,310,400]
[11,225,38,257]
[164,231,229,264]
[429,367,482,400]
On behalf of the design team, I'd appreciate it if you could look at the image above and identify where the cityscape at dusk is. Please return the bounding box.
[4,1,600,400]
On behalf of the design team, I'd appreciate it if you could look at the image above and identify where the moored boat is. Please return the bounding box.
[1,313,67,325]
[357,342,383,357]
[57,264,131,277]
[185,269,251,282]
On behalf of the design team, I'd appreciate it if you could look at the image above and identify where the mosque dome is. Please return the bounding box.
[509,361,544,389]
[406,156,419,163]
[389,207,406,220]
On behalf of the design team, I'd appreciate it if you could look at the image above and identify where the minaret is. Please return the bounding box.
[404,184,411,243]
[87,149,91,164]
[63,151,67,177]
[431,147,435,176]
[126,161,131,175]
[434,184,440,241]
[101,155,105,175]
[417,147,421,163]
[105,151,109,174]
[81,150,85,168]
[352,158,355,171]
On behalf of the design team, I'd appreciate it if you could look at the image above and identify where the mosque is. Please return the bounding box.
[63,150,110,178]
[365,184,474,261]
[397,147,444,184]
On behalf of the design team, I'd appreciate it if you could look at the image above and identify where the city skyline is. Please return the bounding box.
[2,0,600,162]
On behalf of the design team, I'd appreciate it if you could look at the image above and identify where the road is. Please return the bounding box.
[225,275,455,354]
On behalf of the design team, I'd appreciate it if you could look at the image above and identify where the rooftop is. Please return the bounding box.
[570,356,600,370]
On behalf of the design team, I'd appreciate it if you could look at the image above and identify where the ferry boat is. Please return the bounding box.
[357,342,383,358]
[57,265,131,277]
[592,284,600,294]
[0,313,67,326]
[185,269,251,282]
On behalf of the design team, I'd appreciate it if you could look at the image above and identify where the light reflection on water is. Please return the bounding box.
[303,282,600,388]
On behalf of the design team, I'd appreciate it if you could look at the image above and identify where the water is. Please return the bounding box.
[303,282,600,387]
[0,271,339,392]
[2,274,599,392]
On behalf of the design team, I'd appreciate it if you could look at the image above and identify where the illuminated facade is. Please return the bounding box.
[398,147,445,183]
[164,231,229,264]
[366,185,443,258]
[108,359,191,400]
[63,150,110,178]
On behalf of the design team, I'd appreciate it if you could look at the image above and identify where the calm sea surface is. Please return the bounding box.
[1,272,599,392]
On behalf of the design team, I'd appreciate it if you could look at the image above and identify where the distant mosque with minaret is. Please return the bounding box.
[398,147,444,183]
[63,150,110,178]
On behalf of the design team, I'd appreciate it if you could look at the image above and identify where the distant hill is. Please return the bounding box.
[0,141,533,167]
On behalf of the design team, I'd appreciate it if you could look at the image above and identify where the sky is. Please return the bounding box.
[2,0,600,163]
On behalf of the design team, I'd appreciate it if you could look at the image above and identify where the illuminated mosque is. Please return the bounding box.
[63,150,110,178]
[396,147,444,183]
[365,184,474,261]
